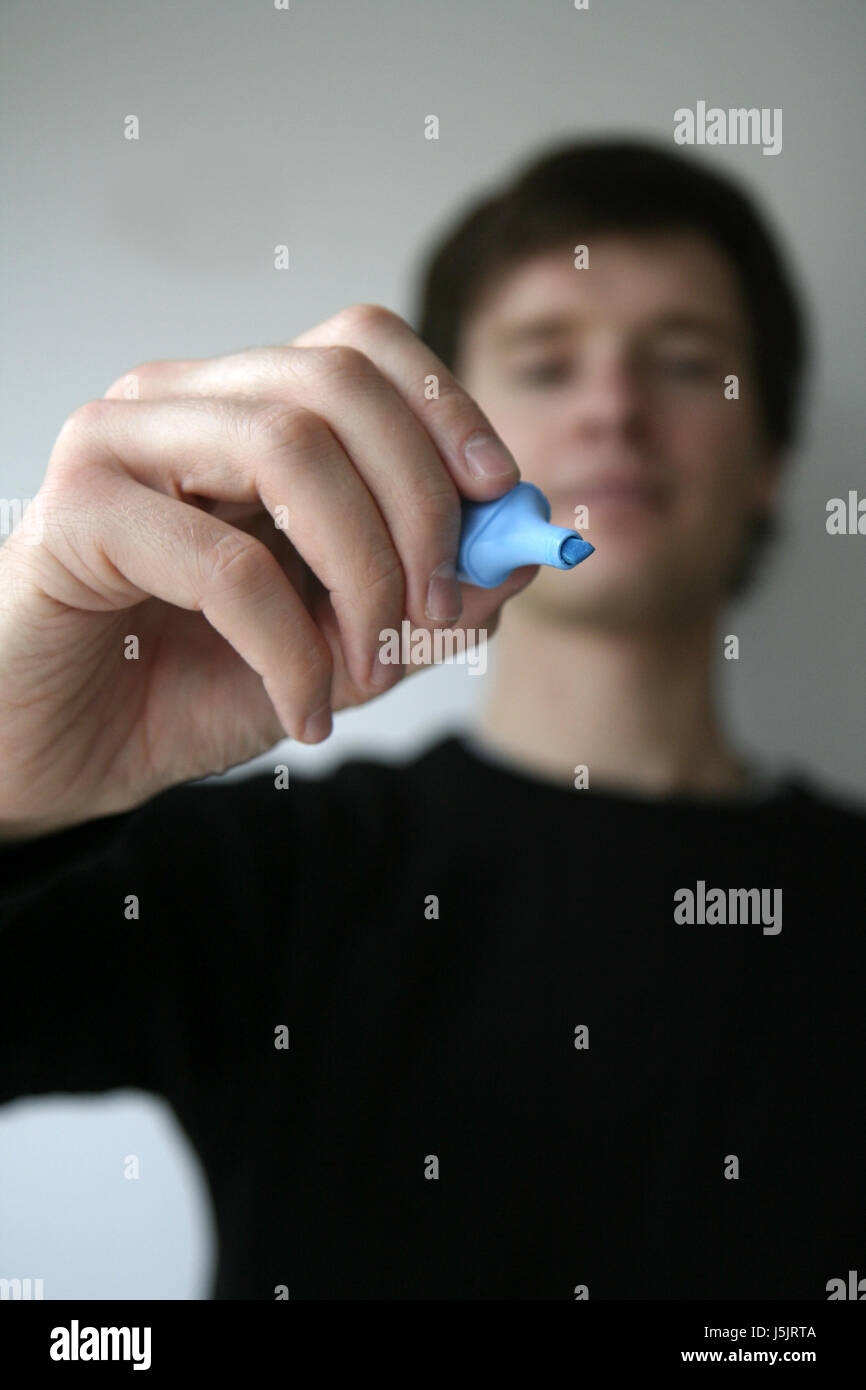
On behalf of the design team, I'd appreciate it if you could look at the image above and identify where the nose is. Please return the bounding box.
[567,346,644,445]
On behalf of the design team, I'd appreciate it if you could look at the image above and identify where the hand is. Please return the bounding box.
[0,305,536,837]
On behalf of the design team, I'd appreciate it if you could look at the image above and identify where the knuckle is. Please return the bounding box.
[423,372,485,431]
[318,343,376,378]
[417,477,460,526]
[250,402,327,456]
[426,371,467,404]
[204,530,272,593]
[50,401,120,476]
[345,540,404,603]
[60,398,111,438]
[102,361,159,398]
[360,545,405,606]
[333,302,401,336]
[281,343,377,387]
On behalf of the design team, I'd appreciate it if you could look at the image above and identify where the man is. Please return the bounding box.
[0,140,863,1300]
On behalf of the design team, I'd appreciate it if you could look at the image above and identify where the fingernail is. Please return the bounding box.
[425,560,463,623]
[371,648,402,687]
[464,431,518,480]
[303,704,332,742]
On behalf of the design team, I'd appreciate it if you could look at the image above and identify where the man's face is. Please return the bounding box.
[455,231,781,630]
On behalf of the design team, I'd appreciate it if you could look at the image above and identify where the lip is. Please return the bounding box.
[550,478,669,511]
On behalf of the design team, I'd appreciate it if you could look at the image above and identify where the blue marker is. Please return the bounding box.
[456,481,594,588]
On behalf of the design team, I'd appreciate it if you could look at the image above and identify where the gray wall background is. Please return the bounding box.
[1,0,863,1298]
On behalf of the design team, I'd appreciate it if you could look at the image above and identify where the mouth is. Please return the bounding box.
[551,477,670,516]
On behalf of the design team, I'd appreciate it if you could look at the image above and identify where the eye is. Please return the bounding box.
[513,360,569,385]
[653,354,715,381]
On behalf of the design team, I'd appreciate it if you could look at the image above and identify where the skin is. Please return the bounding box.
[455,231,783,794]
[0,306,536,838]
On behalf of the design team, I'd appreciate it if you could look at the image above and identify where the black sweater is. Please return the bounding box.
[1,733,864,1300]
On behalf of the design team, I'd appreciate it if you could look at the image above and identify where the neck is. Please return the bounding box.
[476,598,749,796]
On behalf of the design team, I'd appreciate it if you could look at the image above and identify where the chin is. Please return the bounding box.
[520,552,718,630]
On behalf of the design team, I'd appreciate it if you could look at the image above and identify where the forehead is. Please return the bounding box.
[464,230,747,343]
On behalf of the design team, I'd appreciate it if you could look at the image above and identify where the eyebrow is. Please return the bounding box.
[491,311,740,350]
[492,315,575,349]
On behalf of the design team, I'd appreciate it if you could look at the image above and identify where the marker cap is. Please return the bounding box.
[456,481,594,588]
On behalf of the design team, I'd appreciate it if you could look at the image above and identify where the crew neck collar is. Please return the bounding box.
[430,728,801,815]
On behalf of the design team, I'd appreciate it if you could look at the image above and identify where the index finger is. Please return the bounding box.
[289,303,521,500]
